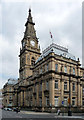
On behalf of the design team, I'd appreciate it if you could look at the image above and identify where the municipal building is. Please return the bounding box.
[2,9,84,112]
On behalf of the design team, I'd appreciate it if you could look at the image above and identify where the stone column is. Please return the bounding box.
[42,81,45,111]
[80,83,82,107]
[77,79,80,107]
[70,79,72,105]
[24,91,26,107]
[32,87,34,107]
[49,79,54,107]
[58,79,61,106]
[61,79,64,105]
[36,84,39,106]
[21,91,23,107]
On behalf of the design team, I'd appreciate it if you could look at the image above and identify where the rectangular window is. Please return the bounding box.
[40,67,42,74]
[64,97,67,106]
[31,100,32,106]
[46,97,49,106]
[46,81,49,90]
[9,88,12,91]
[9,96,12,99]
[40,83,42,91]
[55,80,58,89]
[83,72,84,78]
[9,101,12,106]
[83,86,84,94]
[39,98,42,106]
[35,98,37,106]
[72,83,75,91]
[30,97,32,106]
[9,101,12,104]
[73,68,75,75]
[54,96,58,106]
[55,64,58,71]
[83,99,84,106]
[47,64,49,71]
[72,97,75,106]
[64,82,67,90]
[64,66,67,73]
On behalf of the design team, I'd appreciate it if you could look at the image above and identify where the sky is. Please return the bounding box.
[0,0,83,89]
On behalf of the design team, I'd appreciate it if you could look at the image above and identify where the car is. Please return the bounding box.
[4,107,12,111]
[13,108,20,112]
[7,108,12,111]
[4,108,8,110]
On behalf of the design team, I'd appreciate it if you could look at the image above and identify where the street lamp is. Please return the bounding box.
[68,66,72,116]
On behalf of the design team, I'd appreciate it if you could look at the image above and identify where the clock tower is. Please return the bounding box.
[19,8,41,81]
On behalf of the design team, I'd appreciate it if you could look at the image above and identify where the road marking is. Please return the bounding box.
[54,116,84,119]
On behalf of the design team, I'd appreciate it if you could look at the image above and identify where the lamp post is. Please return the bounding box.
[68,66,72,116]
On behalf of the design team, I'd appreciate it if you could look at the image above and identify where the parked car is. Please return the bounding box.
[4,107,12,111]
[7,108,12,111]
[4,108,8,110]
[13,107,20,112]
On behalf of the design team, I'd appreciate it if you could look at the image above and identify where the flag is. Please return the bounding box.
[50,32,53,38]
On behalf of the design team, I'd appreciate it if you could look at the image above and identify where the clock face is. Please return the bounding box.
[30,40,35,46]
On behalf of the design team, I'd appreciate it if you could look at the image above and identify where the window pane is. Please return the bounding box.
[46,97,49,106]
[64,66,67,73]
[72,83,75,91]
[64,97,67,106]
[40,67,42,74]
[47,64,49,71]
[73,68,75,74]
[83,86,84,94]
[39,98,42,106]
[55,64,58,71]
[55,97,58,106]
[46,81,49,90]
[72,98,75,106]
[55,80,58,89]
[64,82,67,90]
[83,99,84,106]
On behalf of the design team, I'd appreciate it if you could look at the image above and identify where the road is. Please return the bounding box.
[1,109,84,120]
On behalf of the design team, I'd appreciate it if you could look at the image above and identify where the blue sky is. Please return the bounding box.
[0,0,83,89]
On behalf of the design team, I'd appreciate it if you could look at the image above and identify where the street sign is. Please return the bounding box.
[62,101,64,105]
[68,98,70,104]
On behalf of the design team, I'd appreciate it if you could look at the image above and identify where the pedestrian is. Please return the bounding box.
[16,107,18,113]
[57,109,60,115]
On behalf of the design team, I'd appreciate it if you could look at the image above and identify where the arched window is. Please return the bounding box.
[31,57,35,66]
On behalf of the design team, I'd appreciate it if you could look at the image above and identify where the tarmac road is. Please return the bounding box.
[1,109,84,120]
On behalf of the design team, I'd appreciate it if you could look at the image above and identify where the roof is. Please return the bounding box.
[7,78,18,85]
[36,43,76,63]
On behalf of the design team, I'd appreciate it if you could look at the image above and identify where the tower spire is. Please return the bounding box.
[24,8,36,38]
[25,8,35,26]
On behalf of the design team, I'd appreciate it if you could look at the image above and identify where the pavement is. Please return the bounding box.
[1,109,84,120]
[20,110,84,119]
[20,110,50,114]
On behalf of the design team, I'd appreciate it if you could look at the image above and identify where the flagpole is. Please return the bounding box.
[49,31,54,44]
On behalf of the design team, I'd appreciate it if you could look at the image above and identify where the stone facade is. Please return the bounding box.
[2,78,18,108]
[2,9,84,112]
[0,89,2,108]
